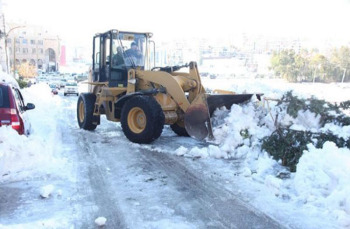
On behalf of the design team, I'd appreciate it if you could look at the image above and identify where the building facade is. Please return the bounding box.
[6,22,61,73]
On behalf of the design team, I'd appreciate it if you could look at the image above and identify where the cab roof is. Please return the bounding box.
[95,29,153,38]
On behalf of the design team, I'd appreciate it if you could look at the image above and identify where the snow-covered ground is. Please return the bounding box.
[1,72,350,228]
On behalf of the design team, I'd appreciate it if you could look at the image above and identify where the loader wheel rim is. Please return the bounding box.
[79,100,85,122]
[128,107,146,133]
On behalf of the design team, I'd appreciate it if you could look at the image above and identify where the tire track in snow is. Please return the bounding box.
[75,133,127,229]
[138,149,285,229]
[62,96,126,228]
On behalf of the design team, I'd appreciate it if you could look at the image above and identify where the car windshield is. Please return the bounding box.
[112,32,147,68]
[0,85,10,108]
[66,82,77,86]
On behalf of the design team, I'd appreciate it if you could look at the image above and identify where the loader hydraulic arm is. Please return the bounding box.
[151,63,189,73]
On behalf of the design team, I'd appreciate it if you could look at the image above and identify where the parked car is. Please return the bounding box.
[200,72,209,77]
[64,81,79,96]
[59,79,67,88]
[49,84,58,95]
[0,82,35,135]
[209,74,217,79]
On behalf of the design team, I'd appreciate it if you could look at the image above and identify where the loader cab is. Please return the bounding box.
[92,30,152,87]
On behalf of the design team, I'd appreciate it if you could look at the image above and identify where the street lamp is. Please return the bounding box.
[4,26,26,77]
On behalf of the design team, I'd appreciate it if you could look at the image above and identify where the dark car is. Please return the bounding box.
[0,82,35,135]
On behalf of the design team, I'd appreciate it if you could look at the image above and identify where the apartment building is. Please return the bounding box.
[5,22,61,73]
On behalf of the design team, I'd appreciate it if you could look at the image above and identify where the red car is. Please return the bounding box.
[0,82,35,135]
[50,84,58,95]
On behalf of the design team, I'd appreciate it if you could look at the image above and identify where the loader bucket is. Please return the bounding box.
[184,93,214,141]
[207,94,256,116]
[185,93,260,141]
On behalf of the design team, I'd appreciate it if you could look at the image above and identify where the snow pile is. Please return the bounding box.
[293,142,350,226]
[0,83,67,182]
[322,123,350,139]
[0,71,19,88]
[40,184,55,198]
[95,217,107,226]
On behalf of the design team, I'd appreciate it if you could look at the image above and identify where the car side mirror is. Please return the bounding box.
[26,103,35,110]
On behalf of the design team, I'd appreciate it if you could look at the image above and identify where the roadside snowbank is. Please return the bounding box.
[0,71,19,88]
[0,83,67,182]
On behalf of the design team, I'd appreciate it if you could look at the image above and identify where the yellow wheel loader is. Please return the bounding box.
[77,30,259,143]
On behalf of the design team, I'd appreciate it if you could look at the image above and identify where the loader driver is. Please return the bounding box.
[112,46,125,67]
[124,42,143,66]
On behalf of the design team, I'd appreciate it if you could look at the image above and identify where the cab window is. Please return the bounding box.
[112,33,146,69]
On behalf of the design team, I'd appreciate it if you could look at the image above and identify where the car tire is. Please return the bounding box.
[170,121,189,137]
[77,93,100,130]
[64,93,67,96]
[121,95,164,144]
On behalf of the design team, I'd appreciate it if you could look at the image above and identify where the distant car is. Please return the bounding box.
[49,84,58,95]
[0,82,35,135]
[200,72,209,77]
[63,73,71,78]
[64,81,79,96]
[209,74,217,79]
[60,79,67,88]
[37,76,48,83]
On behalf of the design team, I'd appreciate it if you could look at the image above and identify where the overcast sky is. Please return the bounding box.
[3,0,350,47]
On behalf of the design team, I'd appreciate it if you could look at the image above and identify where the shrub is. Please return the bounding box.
[262,92,350,172]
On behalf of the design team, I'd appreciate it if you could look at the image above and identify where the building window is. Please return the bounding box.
[16,48,20,53]
[22,39,27,44]
[7,38,11,44]
[9,47,12,54]
[15,38,20,44]
[30,40,35,45]
[39,48,43,54]
[38,40,43,45]
[32,48,36,54]
[22,48,28,54]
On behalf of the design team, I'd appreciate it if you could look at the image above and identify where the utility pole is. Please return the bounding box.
[13,37,16,78]
[342,68,347,83]
[2,14,9,74]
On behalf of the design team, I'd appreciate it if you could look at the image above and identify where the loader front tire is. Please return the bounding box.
[121,96,164,144]
[170,122,189,137]
[77,93,100,131]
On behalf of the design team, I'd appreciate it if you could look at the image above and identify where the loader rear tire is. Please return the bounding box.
[170,122,189,137]
[121,96,164,144]
[77,93,100,131]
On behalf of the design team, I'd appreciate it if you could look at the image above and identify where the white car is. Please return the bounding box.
[64,81,79,96]
[59,79,67,88]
